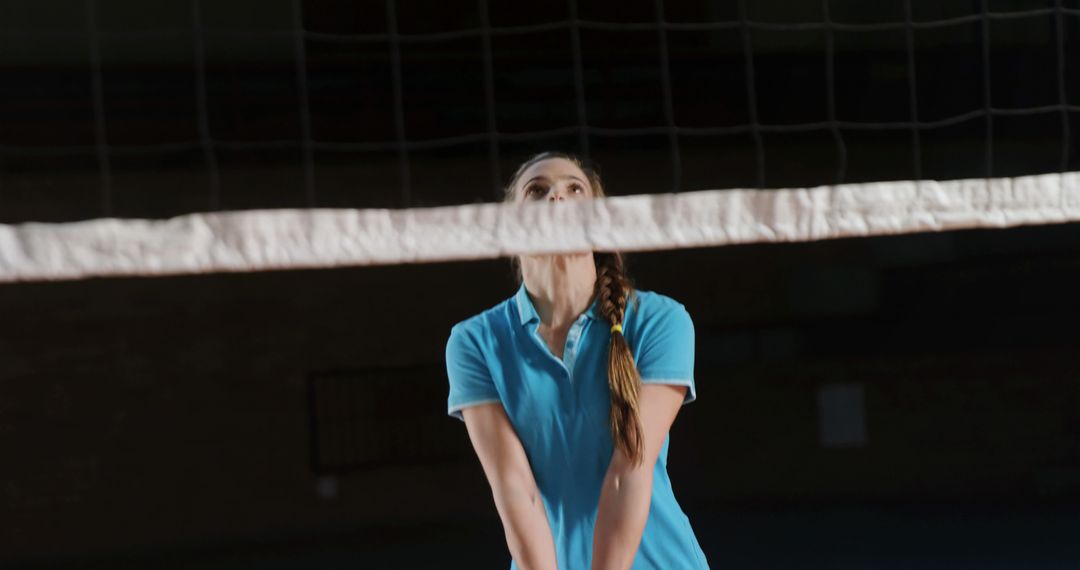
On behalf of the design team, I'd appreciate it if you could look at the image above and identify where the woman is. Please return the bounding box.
[445,152,709,569]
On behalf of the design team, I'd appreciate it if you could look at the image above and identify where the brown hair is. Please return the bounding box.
[504,152,645,466]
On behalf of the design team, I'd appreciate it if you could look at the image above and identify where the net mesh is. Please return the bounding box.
[0,1,1078,281]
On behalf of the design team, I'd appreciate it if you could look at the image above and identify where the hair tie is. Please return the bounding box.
[610,323,623,334]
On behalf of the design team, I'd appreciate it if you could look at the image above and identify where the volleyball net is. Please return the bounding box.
[1,1,1078,282]
[1,170,1078,282]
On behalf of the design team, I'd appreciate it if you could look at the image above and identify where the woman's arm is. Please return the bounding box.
[463,402,558,570]
[591,383,688,570]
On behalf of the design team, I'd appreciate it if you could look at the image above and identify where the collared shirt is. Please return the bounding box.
[445,283,709,569]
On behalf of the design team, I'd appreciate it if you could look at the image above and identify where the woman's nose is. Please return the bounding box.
[547,189,565,202]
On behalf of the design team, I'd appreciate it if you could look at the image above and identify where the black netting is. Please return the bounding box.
[0,0,1077,222]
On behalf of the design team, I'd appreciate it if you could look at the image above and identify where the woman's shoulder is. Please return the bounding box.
[627,288,694,338]
[630,288,690,318]
[448,295,515,337]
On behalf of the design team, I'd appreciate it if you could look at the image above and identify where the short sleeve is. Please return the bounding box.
[445,325,502,422]
[635,303,696,405]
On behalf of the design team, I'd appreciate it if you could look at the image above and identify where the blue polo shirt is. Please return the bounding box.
[445,283,709,569]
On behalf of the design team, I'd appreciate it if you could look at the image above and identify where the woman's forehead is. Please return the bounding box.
[519,158,587,184]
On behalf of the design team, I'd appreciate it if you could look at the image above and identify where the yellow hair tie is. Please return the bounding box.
[610,323,623,334]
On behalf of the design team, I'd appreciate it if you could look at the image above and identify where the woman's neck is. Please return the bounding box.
[520,253,597,329]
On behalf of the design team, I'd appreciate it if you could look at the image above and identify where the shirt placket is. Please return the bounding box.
[529,314,589,386]
[562,314,589,385]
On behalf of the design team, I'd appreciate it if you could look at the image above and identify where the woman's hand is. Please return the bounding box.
[591,383,688,570]
[463,402,559,570]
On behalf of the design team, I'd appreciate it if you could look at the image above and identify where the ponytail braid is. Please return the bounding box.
[594,251,644,467]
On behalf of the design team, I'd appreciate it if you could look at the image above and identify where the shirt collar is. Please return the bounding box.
[514,282,603,326]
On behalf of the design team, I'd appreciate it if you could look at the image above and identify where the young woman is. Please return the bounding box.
[445,152,709,569]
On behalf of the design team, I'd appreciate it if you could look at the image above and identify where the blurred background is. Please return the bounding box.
[2,0,1080,568]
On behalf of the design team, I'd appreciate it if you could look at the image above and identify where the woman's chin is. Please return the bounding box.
[522,251,593,263]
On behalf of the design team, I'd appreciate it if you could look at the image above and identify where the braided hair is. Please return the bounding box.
[505,152,645,466]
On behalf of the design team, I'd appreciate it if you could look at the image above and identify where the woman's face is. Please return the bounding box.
[513,158,595,203]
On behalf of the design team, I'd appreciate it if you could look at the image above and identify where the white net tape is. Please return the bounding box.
[2,171,1078,283]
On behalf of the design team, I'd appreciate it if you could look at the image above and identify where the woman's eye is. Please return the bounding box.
[527,186,546,197]
[571,185,584,194]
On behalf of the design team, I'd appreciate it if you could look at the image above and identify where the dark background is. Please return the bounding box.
[2,1,1080,568]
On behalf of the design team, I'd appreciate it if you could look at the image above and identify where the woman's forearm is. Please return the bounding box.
[492,483,558,570]
[591,466,653,570]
